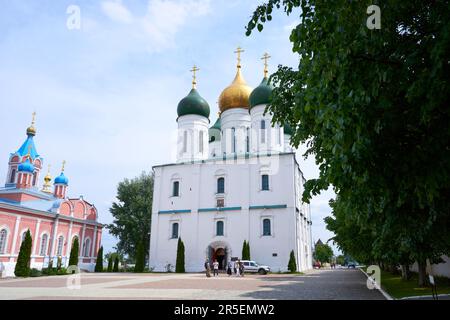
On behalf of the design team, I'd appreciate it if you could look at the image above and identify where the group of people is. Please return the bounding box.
[204,259,245,277]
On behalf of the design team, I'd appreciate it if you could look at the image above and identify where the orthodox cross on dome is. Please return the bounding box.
[261,52,271,77]
[234,46,245,68]
[31,111,36,126]
[190,65,199,89]
[61,160,66,172]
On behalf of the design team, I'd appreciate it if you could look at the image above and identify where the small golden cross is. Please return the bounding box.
[61,160,66,172]
[190,65,199,89]
[261,52,271,77]
[234,46,245,68]
[31,111,36,126]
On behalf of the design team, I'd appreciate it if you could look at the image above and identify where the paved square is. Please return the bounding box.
[0,269,385,300]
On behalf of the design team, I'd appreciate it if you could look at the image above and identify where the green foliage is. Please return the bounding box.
[288,250,297,272]
[241,240,251,260]
[14,230,32,277]
[95,246,104,272]
[107,255,113,272]
[69,237,79,267]
[134,240,145,273]
[107,172,153,261]
[29,268,42,277]
[247,0,450,287]
[56,256,62,271]
[336,255,345,266]
[314,243,334,263]
[113,256,119,272]
[175,238,185,273]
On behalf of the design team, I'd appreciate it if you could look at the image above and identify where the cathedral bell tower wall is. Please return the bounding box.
[220,108,251,156]
[249,104,284,154]
[177,115,209,162]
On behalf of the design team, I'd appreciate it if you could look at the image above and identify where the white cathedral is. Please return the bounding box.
[149,49,313,272]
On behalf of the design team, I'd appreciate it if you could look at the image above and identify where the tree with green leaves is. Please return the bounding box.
[95,246,104,272]
[113,256,119,272]
[241,240,251,260]
[68,237,79,267]
[107,254,113,272]
[107,172,153,262]
[288,250,297,273]
[246,0,450,286]
[14,230,32,277]
[314,243,334,264]
[175,238,185,273]
[134,239,145,273]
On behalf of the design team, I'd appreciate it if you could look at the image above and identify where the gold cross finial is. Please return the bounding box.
[61,160,66,172]
[47,164,51,174]
[261,52,271,77]
[31,112,36,126]
[234,46,245,68]
[190,65,199,89]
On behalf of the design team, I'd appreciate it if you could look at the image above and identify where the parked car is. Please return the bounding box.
[313,261,321,269]
[241,260,270,274]
[347,261,357,268]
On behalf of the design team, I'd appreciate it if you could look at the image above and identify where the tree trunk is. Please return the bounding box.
[417,261,428,287]
[400,264,410,281]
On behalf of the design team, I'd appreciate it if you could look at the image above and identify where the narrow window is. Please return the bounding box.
[172,223,179,239]
[57,236,64,256]
[261,174,269,191]
[217,177,225,194]
[246,127,250,152]
[231,127,236,153]
[32,172,37,186]
[40,234,48,256]
[83,238,91,257]
[9,169,16,183]
[261,120,266,143]
[183,131,187,153]
[199,131,204,153]
[277,125,281,145]
[216,199,224,208]
[173,181,180,197]
[216,221,224,236]
[0,229,7,254]
[263,219,271,236]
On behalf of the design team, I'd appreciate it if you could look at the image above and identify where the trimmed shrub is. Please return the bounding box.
[107,255,113,272]
[113,256,119,272]
[56,256,62,271]
[69,237,79,267]
[175,238,185,273]
[241,240,251,260]
[95,246,104,272]
[29,268,42,277]
[288,250,297,273]
[14,230,32,277]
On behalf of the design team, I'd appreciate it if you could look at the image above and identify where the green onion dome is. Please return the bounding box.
[209,117,221,142]
[283,122,294,136]
[249,77,273,108]
[177,88,210,119]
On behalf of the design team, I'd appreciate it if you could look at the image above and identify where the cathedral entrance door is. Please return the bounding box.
[213,248,226,270]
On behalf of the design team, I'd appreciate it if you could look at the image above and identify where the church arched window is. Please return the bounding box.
[261,174,269,191]
[246,127,250,152]
[39,234,48,256]
[231,127,236,153]
[173,181,180,197]
[9,169,16,183]
[0,229,8,254]
[263,219,271,236]
[261,120,266,143]
[199,131,204,153]
[217,177,225,194]
[216,221,224,236]
[57,236,64,256]
[83,238,91,257]
[32,172,37,186]
[171,223,179,239]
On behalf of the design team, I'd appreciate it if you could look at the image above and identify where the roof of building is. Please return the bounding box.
[249,76,273,108]
[177,88,210,118]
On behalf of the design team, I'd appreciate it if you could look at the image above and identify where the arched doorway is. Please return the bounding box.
[206,241,231,270]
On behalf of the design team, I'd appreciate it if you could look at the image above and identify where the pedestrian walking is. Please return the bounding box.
[236,259,241,277]
[213,260,219,276]
[204,259,211,278]
[227,261,232,276]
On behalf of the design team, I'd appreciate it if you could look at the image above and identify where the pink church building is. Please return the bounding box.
[0,116,103,277]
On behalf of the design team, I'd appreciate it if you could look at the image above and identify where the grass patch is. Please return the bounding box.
[365,268,450,299]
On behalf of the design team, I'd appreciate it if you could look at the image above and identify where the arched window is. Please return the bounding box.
[217,177,225,194]
[261,120,266,143]
[9,169,16,183]
[172,223,179,239]
[231,127,236,153]
[246,127,250,152]
[183,131,188,153]
[261,174,269,191]
[216,221,224,236]
[57,236,64,256]
[32,172,37,186]
[199,131,204,153]
[83,238,91,257]
[263,219,271,236]
[173,181,180,197]
[0,229,7,254]
[40,234,48,256]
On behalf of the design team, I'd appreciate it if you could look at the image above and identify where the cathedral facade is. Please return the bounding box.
[149,50,313,272]
[0,116,102,277]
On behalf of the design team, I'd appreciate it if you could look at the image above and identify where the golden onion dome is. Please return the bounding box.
[218,67,253,112]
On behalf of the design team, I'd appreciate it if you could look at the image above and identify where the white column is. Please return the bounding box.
[9,216,21,261]
[80,224,86,260]
[50,218,59,257]
[65,221,73,267]
[91,225,98,263]
[31,219,41,262]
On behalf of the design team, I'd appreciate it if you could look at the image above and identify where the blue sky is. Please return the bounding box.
[0,0,337,254]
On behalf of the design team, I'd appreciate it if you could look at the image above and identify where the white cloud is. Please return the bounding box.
[101,0,133,23]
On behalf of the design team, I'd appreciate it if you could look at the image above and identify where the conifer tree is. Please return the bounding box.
[68,237,79,267]
[107,255,113,272]
[175,238,185,273]
[14,230,32,277]
[288,250,297,273]
[95,246,104,272]
[134,240,145,273]
[113,256,119,272]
